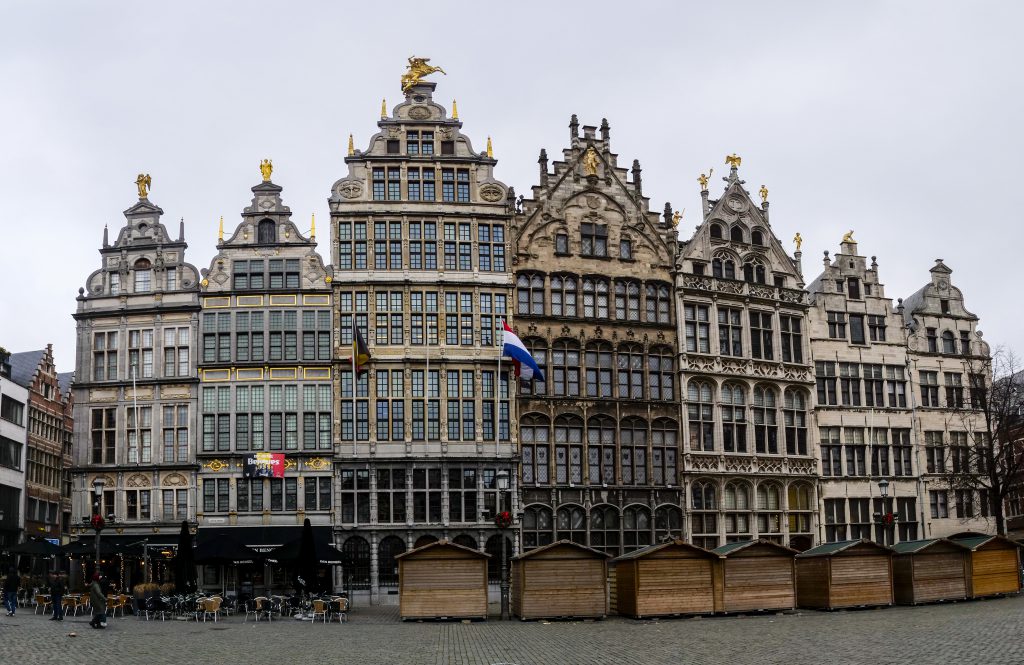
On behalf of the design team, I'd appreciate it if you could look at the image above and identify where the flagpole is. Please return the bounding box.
[496,320,501,457]
[352,322,357,457]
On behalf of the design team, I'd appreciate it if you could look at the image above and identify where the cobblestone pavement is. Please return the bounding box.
[4,595,1023,665]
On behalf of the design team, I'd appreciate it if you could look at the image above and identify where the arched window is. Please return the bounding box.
[341,536,370,589]
[721,383,747,453]
[257,219,276,244]
[522,505,554,550]
[554,415,583,484]
[691,480,718,549]
[551,340,580,397]
[453,534,478,550]
[587,416,616,485]
[753,386,779,454]
[585,342,613,398]
[377,536,406,587]
[743,259,767,284]
[654,505,683,543]
[589,505,620,554]
[550,274,578,317]
[623,505,652,552]
[583,278,609,318]
[485,533,513,582]
[617,344,644,399]
[647,346,674,401]
[757,483,783,542]
[522,339,548,396]
[724,481,752,542]
[710,223,724,239]
[713,257,736,280]
[651,419,678,485]
[615,280,641,321]
[687,381,715,452]
[784,389,808,455]
[941,330,956,354]
[751,229,765,246]
[730,225,744,243]
[133,258,152,292]
[414,534,438,548]
[787,483,814,549]
[520,414,550,485]
[645,283,671,323]
[620,417,648,485]
[556,504,586,544]
[517,273,545,315]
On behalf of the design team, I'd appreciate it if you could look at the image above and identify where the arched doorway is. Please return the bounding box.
[377,536,406,588]
[485,534,513,584]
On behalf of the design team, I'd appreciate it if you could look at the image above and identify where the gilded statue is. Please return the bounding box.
[698,168,713,190]
[135,173,151,199]
[842,230,855,243]
[793,232,803,252]
[759,185,768,203]
[582,147,599,176]
[672,210,683,227]
[259,159,273,182]
[725,153,742,168]
[401,56,446,92]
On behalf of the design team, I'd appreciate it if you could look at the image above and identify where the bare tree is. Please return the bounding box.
[941,346,1024,535]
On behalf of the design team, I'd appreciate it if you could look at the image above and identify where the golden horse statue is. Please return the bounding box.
[401,57,446,92]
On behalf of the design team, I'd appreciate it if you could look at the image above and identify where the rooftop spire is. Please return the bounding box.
[102,224,109,248]
[347,134,354,156]
[218,216,224,242]
[451,99,458,120]
[310,212,316,239]
[178,218,184,242]
[381,98,387,119]
[600,117,610,142]
[486,136,493,159]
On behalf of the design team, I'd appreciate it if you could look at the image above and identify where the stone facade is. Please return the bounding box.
[70,194,201,550]
[328,80,516,602]
[512,117,683,556]
[0,354,28,548]
[195,176,334,551]
[675,164,817,550]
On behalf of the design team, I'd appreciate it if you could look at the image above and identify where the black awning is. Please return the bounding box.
[70,534,181,554]
[196,525,333,554]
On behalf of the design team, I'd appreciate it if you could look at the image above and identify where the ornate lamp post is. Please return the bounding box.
[495,469,511,620]
[872,478,899,546]
[91,478,106,571]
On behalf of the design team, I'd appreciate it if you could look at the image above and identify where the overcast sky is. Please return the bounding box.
[2,1,1021,373]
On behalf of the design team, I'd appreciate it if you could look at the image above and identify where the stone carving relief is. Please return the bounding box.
[338,182,362,199]
[408,106,431,120]
[479,184,504,202]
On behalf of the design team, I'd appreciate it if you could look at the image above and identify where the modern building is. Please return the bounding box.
[194,167,335,584]
[7,345,73,542]
[328,77,516,603]
[674,161,818,550]
[0,350,28,549]
[512,116,683,556]
[70,185,202,566]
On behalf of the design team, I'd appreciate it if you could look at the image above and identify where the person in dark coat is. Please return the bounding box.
[2,568,18,617]
[48,572,65,621]
[89,573,107,629]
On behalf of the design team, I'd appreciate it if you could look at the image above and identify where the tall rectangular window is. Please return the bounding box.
[580,223,608,257]
[128,328,154,378]
[827,311,846,339]
[718,308,743,357]
[849,314,866,344]
[92,331,119,381]
[90,408,117,464]
[868,315,887,341]
[839,363,861,406]
[920,371,940,407]
[750,311,773,360]
[684,305,710,353]
[779,315,802,363]
[163,327,190,378]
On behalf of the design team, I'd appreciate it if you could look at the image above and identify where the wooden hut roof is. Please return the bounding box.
[952,534,1023,551]
[712,539,799,556]
[796,538,892,558]
[890,538,968,555]
[394,538,490,560]
[513,539,610,561]
[613,538,718,561]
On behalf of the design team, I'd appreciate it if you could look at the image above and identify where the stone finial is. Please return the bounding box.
[451,99,458,120]
[381,98,387,119]
[102,224,109,248]
[600,117,610,142]
[871,255,878,269]
[896,297,905,314]
[823,250,830,267]
[569,114,579,141]
[347,134,355,156]
[178,218,185,242]
[486,136,493,159]
[632,159,642,194]
[663,202,673,226]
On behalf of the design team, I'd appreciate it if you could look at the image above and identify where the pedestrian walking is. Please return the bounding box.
[2,568,18,616]
[48,572,65,621]
[88,573,107,629]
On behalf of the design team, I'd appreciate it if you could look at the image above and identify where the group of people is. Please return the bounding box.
[1,567,110,629]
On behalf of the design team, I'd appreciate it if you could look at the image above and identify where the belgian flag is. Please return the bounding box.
[350,323,371,374]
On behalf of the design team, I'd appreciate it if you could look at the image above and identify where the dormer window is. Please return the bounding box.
[710,223,723,240]
[751,230,764,246]
[257,219,276,244]
[926,327,938,353]
[555,233,569,255]
[713,258,735,280]
[580,223,608,257]
[730,225,744,243]
[847,278,861,300]
[407,130,434,156]
[941,331,956,354]
[940,299,950,314]
[620,239,633,260]
[134,258,152,292]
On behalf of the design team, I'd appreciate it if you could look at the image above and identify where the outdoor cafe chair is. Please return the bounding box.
[309,599,328,624]
[329,597,349,623]
[200,597,222,622]
[144,596,170,621]
[61,596,79,617]
[243,597,267,622]
[33,595,51,615]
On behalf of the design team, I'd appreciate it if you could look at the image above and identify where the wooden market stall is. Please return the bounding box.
[891,538,970,605]
[512,540,609,620]
[395,539,490,620]
[795,539,893,609]
[611,539,718,618]
[953,535,1022,599]
[712,540,797,613]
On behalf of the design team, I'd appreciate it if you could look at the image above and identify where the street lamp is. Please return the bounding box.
[92,478,106,572]
[872,478,898,546]
[495,469,510,620]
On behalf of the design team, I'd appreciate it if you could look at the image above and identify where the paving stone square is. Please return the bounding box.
[3,595,1023,665]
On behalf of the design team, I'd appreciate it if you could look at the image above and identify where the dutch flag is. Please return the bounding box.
[501,320,545,382]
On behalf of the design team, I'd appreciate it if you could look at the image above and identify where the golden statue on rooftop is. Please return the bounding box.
[725,154,742,168]
[759,185,768,202]
[259,159,273,182]
[842,230,855,243]
[582,147,600,176]
[672,209,683,227]
[401,56,446,92]
[135,173,151,199]
[698,168,713,191]
[793,232,803,252]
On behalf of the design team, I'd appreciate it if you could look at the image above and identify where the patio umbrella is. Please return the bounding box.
[295,518,319,594]
[5,539,60,556]
[173,521,198,594]
[194,537,260,596]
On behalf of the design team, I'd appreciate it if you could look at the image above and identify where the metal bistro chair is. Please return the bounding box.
[244,597,268,622]
[34,595,52,615]
[145,595,171,621]
[309,599,328,624]
[61,596,80,617]
[200,597,222,622]
[329,597,349,624]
